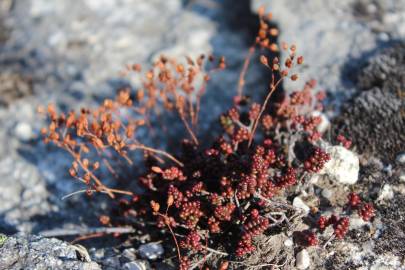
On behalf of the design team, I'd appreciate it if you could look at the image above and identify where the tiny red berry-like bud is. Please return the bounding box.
[291,74,298,81]
[333,217,349,239]
[347,192,361,207]
[297,56,304,65]
[318,216,328,230]
[304,147,330,173]
[250,208,259,219]
[305,231,318,246]
[358,203,375,221]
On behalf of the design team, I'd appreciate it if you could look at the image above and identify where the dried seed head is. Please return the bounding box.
[297,56,304,65]
[151,200,160,213]
[151,166,163,173]
[260,55,269,66]
[167,195,174,207]
[269,28,278,36]
[291,74,298,81]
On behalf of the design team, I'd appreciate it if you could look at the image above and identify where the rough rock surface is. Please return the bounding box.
[322,146,360,185]
[334,43,405,163]
[0,234,101,270]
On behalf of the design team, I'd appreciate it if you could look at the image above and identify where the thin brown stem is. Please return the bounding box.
[129,144,184,167]
[237,46,256,97]
[64,145,115,198]
[248,77,284,147]
[180,114,199,146]
[167,220,182,265]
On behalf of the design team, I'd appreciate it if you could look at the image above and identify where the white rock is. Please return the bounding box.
[322,146,359,184]
[377,184,394,202]
[293,197,310,214]
[311,111,330,133]
[138,243,164,260]
[396,153,405,164]
[309,174,321,184]
[350,217,367,229]
[321,188,333,200]
[296,249,311,269]
[284,238,293,247]
[15,122,33,141]
[400,175,405,183]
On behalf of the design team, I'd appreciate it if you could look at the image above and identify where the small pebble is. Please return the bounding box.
[122,261,148,270]
[321,188,333,200]
[296,249,311,269]
[378,184,394,202]
[293,197,310,214]
[396,153,405,164]
[15,122,33,141]
[121,248,137,262]
[284,238,293,247]
[138,243,164,260]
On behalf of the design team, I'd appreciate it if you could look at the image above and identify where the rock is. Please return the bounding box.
[14,122,33,141]
[321,188,333,200]
[396,153,405,164]
[293,197,310,214]
[122,261,149,270]
[322,146,359,185]
[102,256,121,269]
[0,156,51,233]
[296,249,311,269]
[377,184,394,202]
[138,243,164,260]
[0,234,101,270]
[333,43,405,162]
[284,238,294,247]
[121,248,137,262]
[350,217,367,229]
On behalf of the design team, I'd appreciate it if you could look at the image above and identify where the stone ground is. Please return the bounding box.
[0,0,404,269]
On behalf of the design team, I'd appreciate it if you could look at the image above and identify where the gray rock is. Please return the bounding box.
[121,248,137,262]
[122,261,149,270]
[14,122,33,141]
[138,242,164,260]
[0,234,101,270]
[333,43,405,162]
[396,153,405,164]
